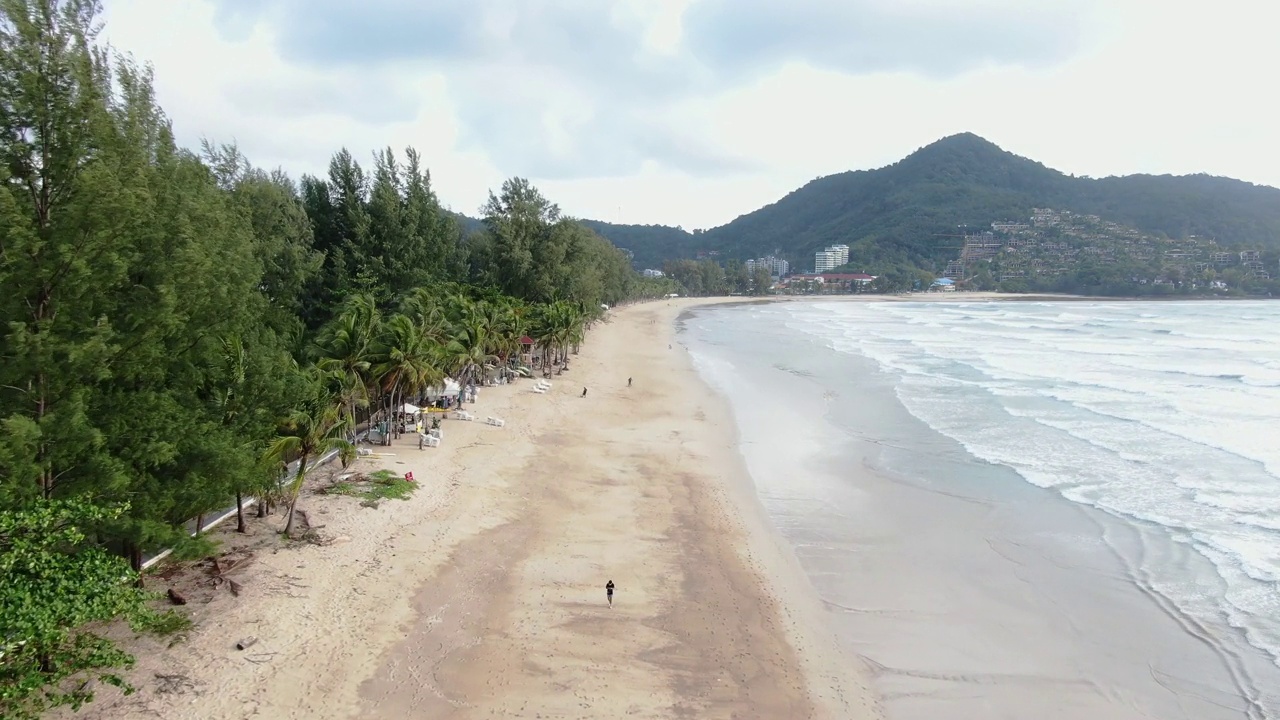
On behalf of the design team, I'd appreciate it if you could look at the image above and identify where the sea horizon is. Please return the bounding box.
[682,298,1280,720]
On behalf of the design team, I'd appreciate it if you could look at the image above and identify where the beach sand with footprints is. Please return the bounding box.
[69,298,880,720]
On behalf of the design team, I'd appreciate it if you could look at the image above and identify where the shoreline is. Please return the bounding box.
[69,297,880,720]
[681,299,1278,719]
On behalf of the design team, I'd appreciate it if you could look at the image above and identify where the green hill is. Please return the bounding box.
[586,133,1280,274]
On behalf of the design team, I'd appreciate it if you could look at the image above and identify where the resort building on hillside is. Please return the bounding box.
[642,268,665,278]
[745,255,791,277]
[814,244,851,272]
[1244,261,1269,279]
[1031,208,1061,227]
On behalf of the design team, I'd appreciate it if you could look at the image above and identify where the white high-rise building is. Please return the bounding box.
[832,244,850,266]
[746,256,791,277]
[814,245,850,272]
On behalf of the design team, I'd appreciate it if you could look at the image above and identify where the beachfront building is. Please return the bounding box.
[785,272,875,294]
[814,244,850,272]
[746,255,790,278]
[642,268,665,278]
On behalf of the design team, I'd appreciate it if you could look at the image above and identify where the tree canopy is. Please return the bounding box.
[0,1,668,713]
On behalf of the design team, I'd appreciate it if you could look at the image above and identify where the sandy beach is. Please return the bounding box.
[70,298,881,720]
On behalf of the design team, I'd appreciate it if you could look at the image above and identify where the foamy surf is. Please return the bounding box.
[786,300,1280,685]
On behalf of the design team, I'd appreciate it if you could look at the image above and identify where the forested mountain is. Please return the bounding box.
[588,133,1280,274]
[577,220,702,269]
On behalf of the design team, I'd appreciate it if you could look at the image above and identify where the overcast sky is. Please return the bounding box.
[101,0,1279,230]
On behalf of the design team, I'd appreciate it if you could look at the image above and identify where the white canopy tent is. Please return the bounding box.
[424,378,462,400]
[401,402,420,414]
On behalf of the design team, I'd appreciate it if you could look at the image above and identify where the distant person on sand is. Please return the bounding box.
[606,580,615,607]
[627,377,632,387]
[582,387,588,398]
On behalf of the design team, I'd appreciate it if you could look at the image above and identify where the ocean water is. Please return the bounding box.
[682,300,1280,719]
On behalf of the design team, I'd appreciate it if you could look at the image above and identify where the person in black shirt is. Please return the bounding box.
[627,377,632,387]
[582,387,588,398]
[606,580,615,607]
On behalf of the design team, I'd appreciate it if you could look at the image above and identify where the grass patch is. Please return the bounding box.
[323,481,356,495]
[167,534,220,562]
[143,610,194,636]
[323,469,417,509]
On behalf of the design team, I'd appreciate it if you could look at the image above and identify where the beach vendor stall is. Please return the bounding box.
[423,378,463,412]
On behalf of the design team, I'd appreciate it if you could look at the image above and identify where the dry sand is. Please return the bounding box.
[72,298,882,720]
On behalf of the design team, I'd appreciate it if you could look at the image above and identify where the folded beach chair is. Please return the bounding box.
[485,417,505,427]
[531,386,546,394]
[422,434,440,448]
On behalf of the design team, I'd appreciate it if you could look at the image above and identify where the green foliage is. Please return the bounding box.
[472,178,637,307]
[324,469,416,508]
[659,259,730,296]
[166,534,220,563]
[140,611,193,637]
[1,1,658,712]
[0,500,166,719]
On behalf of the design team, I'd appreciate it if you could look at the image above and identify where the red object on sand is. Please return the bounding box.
[405,471,414,482]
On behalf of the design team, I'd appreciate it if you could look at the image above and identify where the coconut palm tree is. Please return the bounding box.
[314,294,380,437]
[443,316,496,400]
[400,287,453,345]
[374,313,445,442]
[484,297,528,375]
[265,375,356,537]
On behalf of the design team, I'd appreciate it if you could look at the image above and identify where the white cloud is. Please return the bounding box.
[100,0,1280,230]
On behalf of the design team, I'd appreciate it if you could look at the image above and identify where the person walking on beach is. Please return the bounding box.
[627,377,632,387]
[418,433,425,450]
[582,387,588,398]
[606,580,615,607]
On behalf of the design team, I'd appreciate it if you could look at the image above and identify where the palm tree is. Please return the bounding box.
[265,377,356,537]
[314,294,380,437]
[483,297,527,375]
[443,316,496,400]
[400,287,452,345]
[531,300,586,369]
[374,314,444,442]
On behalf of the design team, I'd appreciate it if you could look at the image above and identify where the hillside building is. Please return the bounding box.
[814,244,850,272]
[745,255,790,277]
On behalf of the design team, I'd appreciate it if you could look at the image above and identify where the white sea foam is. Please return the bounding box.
[786,300,1280,673]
